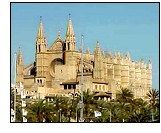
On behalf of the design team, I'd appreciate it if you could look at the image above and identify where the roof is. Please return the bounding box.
[94,91,111,97]
[61,79,79,85]
[92,79,108,85]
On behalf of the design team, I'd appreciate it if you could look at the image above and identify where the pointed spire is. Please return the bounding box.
[117,52,121,58]
[65,14,76,51]
[126,52,131,60]
[86,47,90,54]
[140,58,144,63]
[94,41,101,55]
[37,16,44,38]
[107,50,112,58]
[148,59,152,69]
[65,14,75,38]
[57,29,61,39]
[148,59,152,64]
[114,52,117,58]
[17,47,24,66]
[102,50,105,58]
[36,16,47,53]
[96,41,100,48]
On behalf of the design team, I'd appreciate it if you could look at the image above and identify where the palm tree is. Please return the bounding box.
[26,99,53,122]
[116,88,134,103]
[128,98,150,122]
[82,89,97,119]
[147,88,159,108]
[116,88,134,122]
[146,88,159,122]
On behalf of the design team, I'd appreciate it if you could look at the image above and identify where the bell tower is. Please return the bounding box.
[35,17,47,87]
[63,14,76,65]
[64,14,76,51]
[16,47,24,85]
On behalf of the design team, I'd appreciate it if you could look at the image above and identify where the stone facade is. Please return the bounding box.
[16,17,152,99]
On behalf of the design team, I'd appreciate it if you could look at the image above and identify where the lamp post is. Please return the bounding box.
[79,35,84,122]
[59,108,62,122]
[13,53,17,122]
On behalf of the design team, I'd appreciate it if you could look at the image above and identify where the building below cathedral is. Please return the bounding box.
[16,16,152,100]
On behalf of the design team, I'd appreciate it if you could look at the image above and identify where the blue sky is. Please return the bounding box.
[11,3,159,90]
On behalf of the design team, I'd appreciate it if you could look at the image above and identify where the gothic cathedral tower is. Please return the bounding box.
[93,41,104,80]
[16,47,24,85]
[63,16,76,65]
[35,17,47,87]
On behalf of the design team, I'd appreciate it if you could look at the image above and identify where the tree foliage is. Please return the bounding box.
[11,88,159,122]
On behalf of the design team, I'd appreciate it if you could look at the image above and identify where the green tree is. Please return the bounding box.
[83,89,97,119]
[115,88,134,122]
[116,88,134,103]
[147,88,159,122]
[128,98,150,122]
[26,99,53,122]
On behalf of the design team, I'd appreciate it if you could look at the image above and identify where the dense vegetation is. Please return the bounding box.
[11,88,159,122]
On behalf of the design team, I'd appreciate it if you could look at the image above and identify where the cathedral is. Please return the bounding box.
[16,16,152,100]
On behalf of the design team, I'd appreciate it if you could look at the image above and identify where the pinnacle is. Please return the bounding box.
[37,18,44,38]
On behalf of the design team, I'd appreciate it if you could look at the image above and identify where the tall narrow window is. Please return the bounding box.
[68,43,70,50]
[39,45,41,52]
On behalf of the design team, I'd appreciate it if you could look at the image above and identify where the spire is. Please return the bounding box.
[126,52,131,60]
[37,16,44,38]
[114,52,117,58]
[107,50,112,58]
[148,59,152,64]
[86,47,90,54]
[96,41,100,48]
[65,14,76,51]
[16,47,24,84]
[140,58,144,63]
[94,41,101,55]
[147,59,152,69]
[58,29,61,39]
[65,14,75,40]
[17,47,24,66]
[102,50,105,58]
[36,16,47,53]
[117,52,121,58]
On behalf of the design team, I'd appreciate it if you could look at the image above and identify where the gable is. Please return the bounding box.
[48,38,63,51]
